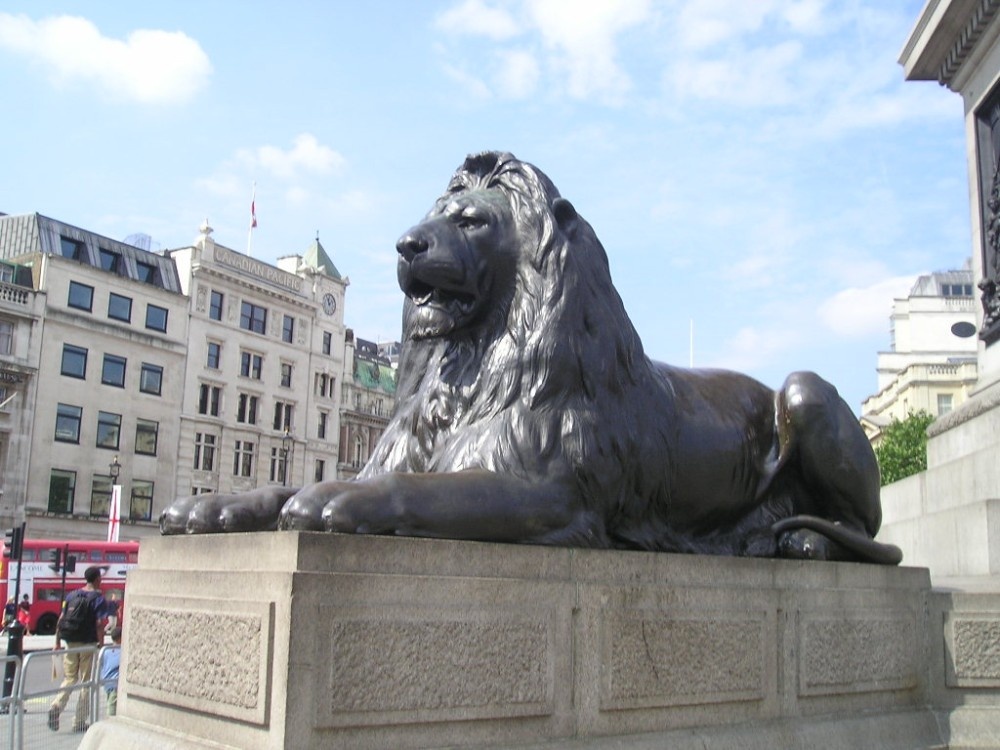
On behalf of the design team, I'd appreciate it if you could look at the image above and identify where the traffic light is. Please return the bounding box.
[65,554,77,573]
[2,526,22,560]
[48,547,62,573]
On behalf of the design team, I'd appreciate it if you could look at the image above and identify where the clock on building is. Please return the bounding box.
[322,293,337,315]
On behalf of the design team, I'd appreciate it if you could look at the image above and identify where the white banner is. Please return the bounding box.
[108,484,121,542]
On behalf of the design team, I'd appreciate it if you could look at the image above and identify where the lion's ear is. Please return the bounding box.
[552,198,578,236]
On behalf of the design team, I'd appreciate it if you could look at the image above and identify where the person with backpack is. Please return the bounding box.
[47,566,110,733]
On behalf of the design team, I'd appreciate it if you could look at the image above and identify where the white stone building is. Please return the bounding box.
[338,333,397,479]
[0,213,189,539]
[0,255,45,529]
[167,224,349,498]
[861,265,978,441]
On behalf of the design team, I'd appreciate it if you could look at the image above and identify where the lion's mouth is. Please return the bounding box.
[408,280,477,312]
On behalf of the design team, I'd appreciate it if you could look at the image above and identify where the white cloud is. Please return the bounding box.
[495,49,539,98]
[817,274,918,338]
[238,134,345,181]
[441,62,492,99]
[525,0,650,102]
[434,0,521,39]
[708,324,805,372]
[0,13,210,104]
[434,0,650,103]
[669,40,803,106]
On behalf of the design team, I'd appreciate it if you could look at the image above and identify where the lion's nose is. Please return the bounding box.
[396,233,428,262]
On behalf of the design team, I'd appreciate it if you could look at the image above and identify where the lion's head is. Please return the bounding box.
[365,152,651,480]
[395,151,578,342]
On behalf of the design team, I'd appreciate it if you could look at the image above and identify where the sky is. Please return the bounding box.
[0,1,972,414]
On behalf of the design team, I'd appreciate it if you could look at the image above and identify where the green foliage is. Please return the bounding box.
[874,410,936,486]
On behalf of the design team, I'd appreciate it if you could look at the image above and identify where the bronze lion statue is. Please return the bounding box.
[161,151,902,565]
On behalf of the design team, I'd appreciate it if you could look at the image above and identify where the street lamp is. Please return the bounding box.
[109,455,121,483]
[280,430,293,487]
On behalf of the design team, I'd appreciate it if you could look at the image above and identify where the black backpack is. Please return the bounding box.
[58,590,97,641]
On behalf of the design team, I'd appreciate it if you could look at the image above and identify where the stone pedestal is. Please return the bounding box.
[79,532,954,750]
[879,378,1000,577]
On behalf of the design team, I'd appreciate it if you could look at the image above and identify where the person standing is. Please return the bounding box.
[16,594,30,633]
[48,566,109,733]
[99,626,122,716]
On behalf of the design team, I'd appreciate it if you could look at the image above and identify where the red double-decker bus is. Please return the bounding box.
[1,539,139,635]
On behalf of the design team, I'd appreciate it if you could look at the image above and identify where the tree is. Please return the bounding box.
[874,410,935,486]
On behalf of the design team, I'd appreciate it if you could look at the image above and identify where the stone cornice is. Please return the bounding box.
[901,0,1000,89]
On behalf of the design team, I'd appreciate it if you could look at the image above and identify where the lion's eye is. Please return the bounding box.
[455,214,487,230]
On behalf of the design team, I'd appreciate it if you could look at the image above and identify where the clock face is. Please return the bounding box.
[322,293,337,315]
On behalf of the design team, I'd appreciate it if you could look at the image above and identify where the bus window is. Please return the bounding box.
[21,550,35,562]
[36,587,63,602]
[106,552,126,563]
[89,550,103,561]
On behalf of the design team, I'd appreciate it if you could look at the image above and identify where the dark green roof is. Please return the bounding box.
[354,359,397,394]
[303,236,341,279]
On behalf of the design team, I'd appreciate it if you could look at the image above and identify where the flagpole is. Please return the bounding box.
[247,181,257,257]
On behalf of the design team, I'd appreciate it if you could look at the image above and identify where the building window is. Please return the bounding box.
[209,290,224,321]
[198,384,221,416]
[269,447,288,484]
[130,480,153,521]
[60,344,88,378]
[98,248,120,273]
[59,236,85,261]
[145,304,168,332]
[273,401,293,431]
[194,432,217,471]
[280,362,292,388]
[136,262,157,285]
[314,459,325,482]
[0,320,13,356]
[55,403,82,443]
[322,331,332,355]
[102,354,127,387]
[206,342,221,370]
[240,302,267,334]
[315,373,333,398]
[240,351,263,379]
[937,393,954,415]
[96,411,121,449]
[68,281,94,311]
[352,434,364,468]
[108,293,132,322]
[233,440,255,477]
[48,469,77,514]
[237,393,259,424]
[90,474,113,517]
[135,419,159,455]
[140,363,163,395]
[318,411,328,440]
[942,284,974,297]
[282,314,294,343]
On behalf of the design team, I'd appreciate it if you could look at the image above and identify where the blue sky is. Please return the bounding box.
[0,1,970,413]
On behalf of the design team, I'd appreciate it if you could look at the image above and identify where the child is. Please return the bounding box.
[99,627,122,716]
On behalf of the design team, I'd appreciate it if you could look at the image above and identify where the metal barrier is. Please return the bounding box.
[0,644,119,750]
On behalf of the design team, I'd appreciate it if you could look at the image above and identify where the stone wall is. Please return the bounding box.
[80,532,959,750]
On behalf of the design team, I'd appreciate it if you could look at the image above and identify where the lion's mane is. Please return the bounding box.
[362,152,676,549]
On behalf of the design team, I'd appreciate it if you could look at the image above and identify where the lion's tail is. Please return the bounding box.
[772,515,903,566]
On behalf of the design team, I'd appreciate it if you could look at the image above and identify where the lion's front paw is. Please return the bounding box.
[159,487,299,535]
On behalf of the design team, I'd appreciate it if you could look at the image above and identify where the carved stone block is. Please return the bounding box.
[126,595,273,725]
[798,609,918,696]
